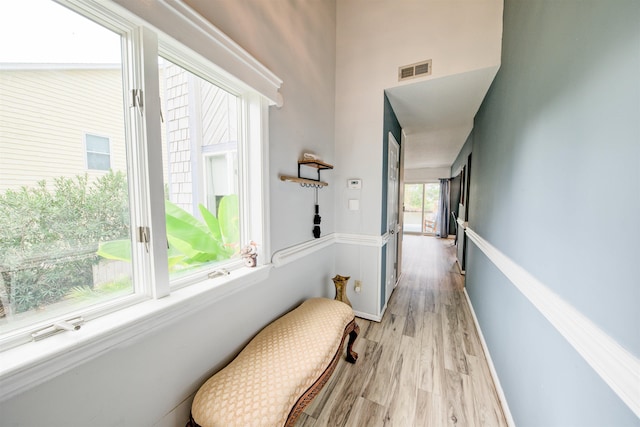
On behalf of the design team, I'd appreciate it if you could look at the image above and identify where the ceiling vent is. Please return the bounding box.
[398,59,432,81]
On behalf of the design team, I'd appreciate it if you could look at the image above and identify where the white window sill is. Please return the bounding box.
[0,264,272,402]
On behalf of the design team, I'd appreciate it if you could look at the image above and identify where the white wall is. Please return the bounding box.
[335,0,502,235]
[333,0,503,318]
[404,166,451,183]
[0,1,338,425]
[183,0,338,251]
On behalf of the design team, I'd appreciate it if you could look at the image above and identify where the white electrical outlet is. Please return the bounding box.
[354,280,362,293]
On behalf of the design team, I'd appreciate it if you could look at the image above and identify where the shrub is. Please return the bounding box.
[0,171,129,315]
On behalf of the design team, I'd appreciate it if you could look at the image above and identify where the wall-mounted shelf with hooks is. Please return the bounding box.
[279,160,333,187]
[297,160,333,181]
[279,175,328,188]
[279,159,333,238]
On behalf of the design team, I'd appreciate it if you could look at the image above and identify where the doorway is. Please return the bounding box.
[402,182,440,235]
[385,133,401,308]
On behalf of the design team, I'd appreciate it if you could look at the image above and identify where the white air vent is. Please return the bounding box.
[398,59,432,81]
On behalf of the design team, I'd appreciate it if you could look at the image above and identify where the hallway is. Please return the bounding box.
[295,235,508,426]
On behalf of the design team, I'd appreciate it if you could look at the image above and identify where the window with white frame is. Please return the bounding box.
[0,0,268,350]
[156,55,244,283]
[85,133,111,170]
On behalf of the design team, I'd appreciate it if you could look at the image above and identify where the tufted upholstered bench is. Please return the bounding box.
[187,297,359,427]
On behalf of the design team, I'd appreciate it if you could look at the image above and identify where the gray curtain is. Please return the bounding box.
[436,178,450,238]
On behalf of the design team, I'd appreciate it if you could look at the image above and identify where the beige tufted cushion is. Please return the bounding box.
[191,298,355,427]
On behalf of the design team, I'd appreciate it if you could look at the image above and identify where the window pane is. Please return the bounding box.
[86,134,110,154]
[158,56,241,280]
[423,183,439,234]
[87,152,111,170]
[86,134,111,170]
[403,184,424,233]
[0,0,133,333]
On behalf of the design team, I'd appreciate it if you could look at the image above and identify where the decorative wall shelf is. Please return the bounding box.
[279,159,333,238]
[279,175,328,187]
[279,160,334,188]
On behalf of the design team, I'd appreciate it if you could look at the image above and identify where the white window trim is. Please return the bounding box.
[0,0,279,402]
[84,132,112,171]
[0,265,271,402]
[109,0,283,107]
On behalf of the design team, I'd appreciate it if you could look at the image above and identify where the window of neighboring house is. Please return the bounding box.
[0,0,269,351]
[204,150,239,215]
[85,134,111,170]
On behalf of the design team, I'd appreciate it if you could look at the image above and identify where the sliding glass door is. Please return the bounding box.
[402,183,440,234]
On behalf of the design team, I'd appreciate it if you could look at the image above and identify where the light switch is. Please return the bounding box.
[348,199,360,211]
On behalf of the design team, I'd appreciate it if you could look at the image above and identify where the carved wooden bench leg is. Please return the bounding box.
[346,321,360,363]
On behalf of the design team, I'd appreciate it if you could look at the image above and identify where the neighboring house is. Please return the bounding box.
[0,1,638,426]
[160,59,239,216]
[0,64,126,191]
[0,62,236,216]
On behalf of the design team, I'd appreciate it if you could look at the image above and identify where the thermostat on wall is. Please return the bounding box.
[347,179,362,189]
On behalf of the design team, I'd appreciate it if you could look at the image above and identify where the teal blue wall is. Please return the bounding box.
[381,92,402,235]
[467,1,640,425]
[451,131,473,177]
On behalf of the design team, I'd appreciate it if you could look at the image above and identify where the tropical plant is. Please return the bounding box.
[97,195,239,271]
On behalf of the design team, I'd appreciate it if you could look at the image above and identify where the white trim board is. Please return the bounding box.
[0,266,271,402]
[354,311,382,322]
[271,234,335,267]
[271,233,386,267]
[464,289,516,427]
[465,227,640,419]
[106,0,283,106]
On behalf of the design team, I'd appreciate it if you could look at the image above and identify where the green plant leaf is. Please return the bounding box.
[199,204,223,241]
[165,203,223,255]
[217,194,239,247]
[97,239,131,262]
[96,198,237,273]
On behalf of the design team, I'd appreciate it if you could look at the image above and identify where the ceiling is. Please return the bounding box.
[385,65,500,171]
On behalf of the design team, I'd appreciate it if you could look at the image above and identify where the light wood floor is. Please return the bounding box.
[295,235,508,427]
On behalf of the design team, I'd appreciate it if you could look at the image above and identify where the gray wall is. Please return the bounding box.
[466,1,640,425]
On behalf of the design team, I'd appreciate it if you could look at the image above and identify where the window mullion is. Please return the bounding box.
[242,93,269,263]
[133,27,170,299]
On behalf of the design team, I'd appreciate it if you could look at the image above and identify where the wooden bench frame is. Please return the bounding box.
[187,318,359,427]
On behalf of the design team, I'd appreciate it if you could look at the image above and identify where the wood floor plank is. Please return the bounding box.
[294,236,508,427]
[311,338,378,426]
[383,335,420,427]
[467,355,509,427]
[419,310,446,396]
[294,413,316,427]
[444,368,470,426]
[388,286,409,316]
[361,313,406,406]
[304,333,371,419]
[362,317,383,343]
[345,397,387,427]
[442,301,469,375]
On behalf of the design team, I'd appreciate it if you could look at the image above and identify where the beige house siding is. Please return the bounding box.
[1,64,236,216]
[0,66,126,192]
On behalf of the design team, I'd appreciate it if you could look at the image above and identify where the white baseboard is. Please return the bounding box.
[354,310,382,322]
[465,227,640,419]
[153,394,193,427]
[464,289,516,427]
